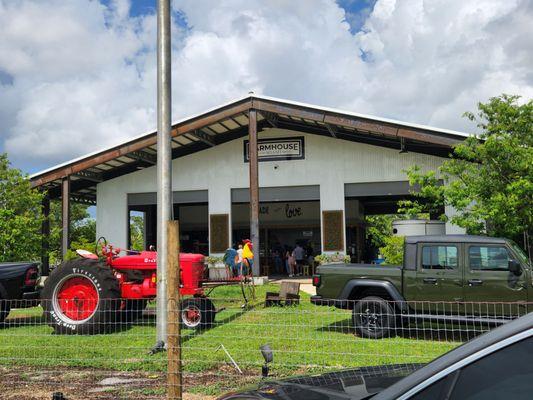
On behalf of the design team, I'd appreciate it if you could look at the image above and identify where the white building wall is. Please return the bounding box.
[96,128,449,252]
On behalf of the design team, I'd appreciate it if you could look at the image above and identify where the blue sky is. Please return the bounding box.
[103,0,377,32]
[1,0,531,175]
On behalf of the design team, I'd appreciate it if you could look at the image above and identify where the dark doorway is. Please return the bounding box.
[232,200,321,275]
[128,203,209,254]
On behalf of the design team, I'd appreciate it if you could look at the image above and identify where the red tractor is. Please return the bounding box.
[41,238,246,334]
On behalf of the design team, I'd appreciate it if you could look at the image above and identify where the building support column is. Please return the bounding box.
[248,109,260,276]
[41,195,50,276]
[61,177,71,260]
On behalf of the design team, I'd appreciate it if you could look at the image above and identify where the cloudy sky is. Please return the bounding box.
[0,0,531,174]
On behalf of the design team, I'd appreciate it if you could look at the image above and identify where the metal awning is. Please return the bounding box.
[30,94,469,204]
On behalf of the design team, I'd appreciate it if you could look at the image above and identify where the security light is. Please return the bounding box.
[260,344,273,377]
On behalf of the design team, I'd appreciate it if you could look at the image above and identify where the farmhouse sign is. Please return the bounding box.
[244,137,305,162]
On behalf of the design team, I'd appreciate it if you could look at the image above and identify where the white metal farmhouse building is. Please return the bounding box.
[30,94,468,275]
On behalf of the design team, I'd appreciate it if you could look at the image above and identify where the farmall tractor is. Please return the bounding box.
[41,238,252,334]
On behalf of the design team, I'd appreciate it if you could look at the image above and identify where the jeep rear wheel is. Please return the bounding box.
[180,298,215,330]
[353,296,396,339]
[41,259,120,334]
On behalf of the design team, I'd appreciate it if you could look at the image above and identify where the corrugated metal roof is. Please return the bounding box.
[30,94,471,204]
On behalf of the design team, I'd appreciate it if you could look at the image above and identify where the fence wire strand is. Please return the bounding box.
[0,292,530,399]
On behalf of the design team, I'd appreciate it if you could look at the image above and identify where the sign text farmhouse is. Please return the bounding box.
[244,137,305,162]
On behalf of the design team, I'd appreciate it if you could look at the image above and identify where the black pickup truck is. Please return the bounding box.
[311,235,532,338]
[0,262,40,322]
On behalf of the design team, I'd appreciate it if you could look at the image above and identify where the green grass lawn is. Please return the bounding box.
[0,284,462,393]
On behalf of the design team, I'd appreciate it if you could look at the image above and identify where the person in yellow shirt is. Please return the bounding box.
[242,239,254,275]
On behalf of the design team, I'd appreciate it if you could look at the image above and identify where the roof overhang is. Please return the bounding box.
[30,94,470,204]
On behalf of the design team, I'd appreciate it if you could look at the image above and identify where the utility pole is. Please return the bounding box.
[156,0,172,347]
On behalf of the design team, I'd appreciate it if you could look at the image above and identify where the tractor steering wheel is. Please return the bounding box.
[95,236,108,258]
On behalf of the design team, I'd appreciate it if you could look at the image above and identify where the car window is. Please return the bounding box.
[469,246,509,271]
[422,246,458,270]
[448,337,533,399]
[409,373,456,399]
[408,337,533,400]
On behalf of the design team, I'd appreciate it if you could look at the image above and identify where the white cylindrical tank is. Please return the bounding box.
[392,219,446,236]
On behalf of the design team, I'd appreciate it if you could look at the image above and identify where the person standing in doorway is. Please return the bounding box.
[293,243,305,276]
[286,247,296,277]
[242,239,254,275]
[272,242,283,275]
[236,244,244,276]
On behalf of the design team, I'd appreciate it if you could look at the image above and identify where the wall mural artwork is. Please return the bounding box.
[322,210,344,251]
[210,214,229,253]
[257,203,304,219]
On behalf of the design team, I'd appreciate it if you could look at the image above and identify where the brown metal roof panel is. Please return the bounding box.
[234,114,249,125]
[208,123,227,134]
[221,119,240,130]
[175,136,193,145]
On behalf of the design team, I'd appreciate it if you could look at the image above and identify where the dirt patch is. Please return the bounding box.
[0,365,255,399]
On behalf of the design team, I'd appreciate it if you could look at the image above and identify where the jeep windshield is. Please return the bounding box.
[508,240,531,267]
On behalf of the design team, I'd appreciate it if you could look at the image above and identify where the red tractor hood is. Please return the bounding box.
[110,251,205,270]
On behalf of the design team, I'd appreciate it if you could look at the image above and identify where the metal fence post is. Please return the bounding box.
[156,0,172,345]
[167,221,181,400]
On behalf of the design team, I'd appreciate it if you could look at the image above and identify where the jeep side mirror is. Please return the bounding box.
[509,260,522,276]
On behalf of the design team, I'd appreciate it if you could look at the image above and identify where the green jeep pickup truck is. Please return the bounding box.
[311,235,531,339]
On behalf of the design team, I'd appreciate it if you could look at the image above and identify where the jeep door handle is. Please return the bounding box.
[468,279,483,286]
[423,278,438,285]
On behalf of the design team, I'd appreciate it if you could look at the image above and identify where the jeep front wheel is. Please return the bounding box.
[353,296,396,339]
[41,259,121,334]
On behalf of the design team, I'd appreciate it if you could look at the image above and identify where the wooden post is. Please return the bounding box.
[61,177,70,260]
[167,220,181,400]
[41,195,50,276]
[248,109,260,276]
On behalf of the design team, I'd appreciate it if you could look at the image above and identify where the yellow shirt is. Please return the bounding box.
[242,243,253,259]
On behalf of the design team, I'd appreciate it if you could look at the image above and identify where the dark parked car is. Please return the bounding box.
[311,235,531,338]
[0,262,40,323]
[219,312,533,400]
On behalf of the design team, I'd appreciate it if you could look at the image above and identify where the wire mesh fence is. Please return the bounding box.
[0,289,530,399]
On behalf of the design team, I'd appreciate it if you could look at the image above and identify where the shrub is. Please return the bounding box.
[380,236,405,265]
[314,252,351,265]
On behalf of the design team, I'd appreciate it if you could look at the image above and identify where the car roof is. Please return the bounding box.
[404,235,507,244]
[373,313,533,399]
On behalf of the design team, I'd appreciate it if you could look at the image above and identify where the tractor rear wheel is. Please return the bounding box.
[41,258,121,334]
[180,297,215,330]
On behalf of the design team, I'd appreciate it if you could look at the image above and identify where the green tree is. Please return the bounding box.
[48,201,96,263]
[398,167,445,220]
[130,214,145,251]
[402,95,533,256]
[0,154,44,262]
[365,214,395,249]
[380,236,405,265]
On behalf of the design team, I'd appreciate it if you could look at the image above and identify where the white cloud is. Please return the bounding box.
[0,0,531,172]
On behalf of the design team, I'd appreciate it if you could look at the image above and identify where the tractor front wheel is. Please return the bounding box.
[180,298,215,330]
[41,258,121,334]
